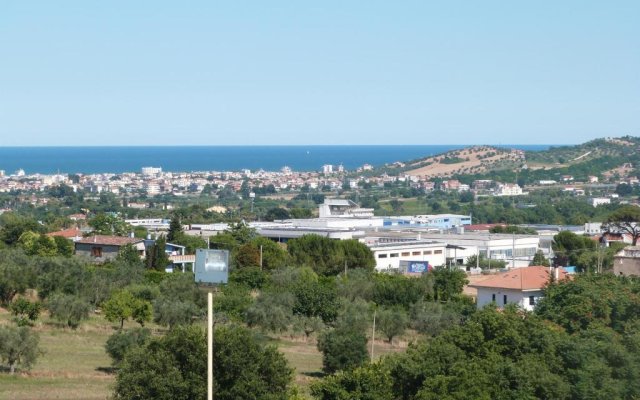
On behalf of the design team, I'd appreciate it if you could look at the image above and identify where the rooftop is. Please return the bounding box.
[468,266,569,291]
[46,228,84,238]
[76,235,144,246]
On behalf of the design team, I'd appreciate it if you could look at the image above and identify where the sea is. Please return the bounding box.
[0,145,553,175]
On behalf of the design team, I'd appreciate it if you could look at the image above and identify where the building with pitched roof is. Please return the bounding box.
[74,235,146,262]
[469,266,569,311]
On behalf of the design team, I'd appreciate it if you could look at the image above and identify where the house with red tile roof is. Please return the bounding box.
[46,228,84,242]
[468,266,570,311]
[74,235,146,263]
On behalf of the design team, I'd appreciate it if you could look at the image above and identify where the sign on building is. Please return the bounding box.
[405,261,431,274]
[195,249,229,284]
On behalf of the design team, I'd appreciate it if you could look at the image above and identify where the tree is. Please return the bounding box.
[47,293,92,329]
[0,213,43,246]
[229,266,268,290]
[336,269,375,302]
[292,277,340,323]
[264,207,290,221]
[103,291,134,329]
[372,273,433,309]
[153,299,200,329]
[246,292,295,333]
[250,237,290,270]
[88,213,131,236]
[0,326,40,374]
[105,327,151,366]
[310,363,394,400]
[292,315,325,342]
[113,324,293,400]
[552,231,596,268]
[530,250,550,267]
[18,231,58,257]
[0,249,37,304]
[131,298,153,327]
[431,267,468,302]
[234,243,261,268]
[167,215,183,242]
[103,290,152,329]
[212,284,253,322]
[334,298,372,334]
[9,298,42,326]
[287,235,342,276]
[317,328,369,374]
[603,205,640,245]
[116,243,144,267]
[465,254,507,270]
[146,236,171,271]
[376,306,408,344]
[52,235,74,256]
[340,240,376,271]
[409,300,462,337]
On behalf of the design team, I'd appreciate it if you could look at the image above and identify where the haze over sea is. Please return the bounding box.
[0,145,552,175]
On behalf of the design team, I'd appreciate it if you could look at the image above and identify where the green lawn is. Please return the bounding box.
[0,312,116,400]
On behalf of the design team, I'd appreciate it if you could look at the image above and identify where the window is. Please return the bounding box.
[390,253,399,258]
[434,250,443,254]
[503,295,508,305]
[492,294,496,302]
[423,250,432,255]
[412,251,421,256]
[529,296,535,306]
[91,247,103,258]
[401,252,410,257]
[378,254,387,259]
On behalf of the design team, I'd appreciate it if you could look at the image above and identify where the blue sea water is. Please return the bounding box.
[0,145,552,175]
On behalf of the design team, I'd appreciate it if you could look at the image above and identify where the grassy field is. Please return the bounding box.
[0,308,409,400]
[0,310,116,400]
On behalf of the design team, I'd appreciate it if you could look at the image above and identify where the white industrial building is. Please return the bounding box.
[319,198,375,219]
[366,239,447,272]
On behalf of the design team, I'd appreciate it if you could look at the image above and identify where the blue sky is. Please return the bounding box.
[0,1,637,146]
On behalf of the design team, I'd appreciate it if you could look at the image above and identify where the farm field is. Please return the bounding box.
[0,309,408,400]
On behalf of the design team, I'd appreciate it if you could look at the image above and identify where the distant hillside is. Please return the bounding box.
[403,146,525,178]
[385,136,640,183]
[525,137,640,167]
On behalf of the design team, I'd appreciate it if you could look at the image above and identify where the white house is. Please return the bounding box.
[469,266,569,311]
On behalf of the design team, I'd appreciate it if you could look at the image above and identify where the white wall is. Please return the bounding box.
[372,244,447,271]
[476,288,543,312]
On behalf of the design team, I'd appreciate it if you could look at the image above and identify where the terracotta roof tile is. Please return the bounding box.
[468,266,569,291]
[47,228,83,238]
[76,235,143,246]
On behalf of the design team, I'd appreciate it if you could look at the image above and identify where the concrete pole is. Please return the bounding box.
[371,308,376,362]
[208,292,213,400]
[511,233,515,269]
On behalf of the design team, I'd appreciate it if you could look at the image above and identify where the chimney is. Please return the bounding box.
[93,236,96,243]
[555,267,560,281]
[129,231,135,238]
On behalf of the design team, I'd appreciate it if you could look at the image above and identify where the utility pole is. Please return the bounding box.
[259,245,263,270]
[207,291,213,400]
[344,260,347,276]
[371,308,376,362]
[511,232,516,269]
